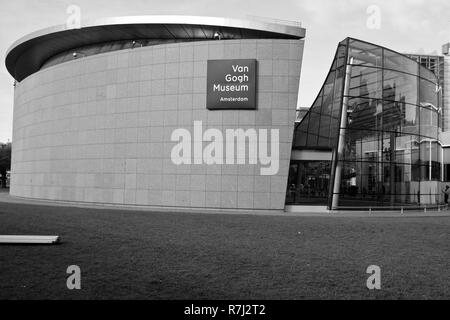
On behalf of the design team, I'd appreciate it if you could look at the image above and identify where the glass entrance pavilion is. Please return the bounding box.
[287,38,443,210]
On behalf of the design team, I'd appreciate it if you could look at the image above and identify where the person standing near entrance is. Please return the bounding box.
[443,186,450,205]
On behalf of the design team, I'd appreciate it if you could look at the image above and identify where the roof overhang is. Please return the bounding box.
[5,15,306,82]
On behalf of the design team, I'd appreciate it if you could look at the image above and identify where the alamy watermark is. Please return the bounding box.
[171,121,280,176]
[66,4,81,30]
[366,5,382,30]
[66,265,81,290]
[366,265,381,290]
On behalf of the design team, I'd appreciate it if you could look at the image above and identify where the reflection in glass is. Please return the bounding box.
[383,70,418,105]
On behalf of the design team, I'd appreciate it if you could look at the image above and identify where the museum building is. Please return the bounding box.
[5,16,447,211]
[5,16,305,211]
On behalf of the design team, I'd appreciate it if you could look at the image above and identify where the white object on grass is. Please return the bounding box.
[0,235,60,244]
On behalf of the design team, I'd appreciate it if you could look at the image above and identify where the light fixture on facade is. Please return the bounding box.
[132,40,143,48]
[73,51,87,58]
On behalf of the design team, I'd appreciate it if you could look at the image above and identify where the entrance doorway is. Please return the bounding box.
[286,160,332,206]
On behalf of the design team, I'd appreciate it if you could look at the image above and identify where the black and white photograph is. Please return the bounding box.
[0,0,449,308]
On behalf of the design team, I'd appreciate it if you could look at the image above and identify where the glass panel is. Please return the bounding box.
[348,66,382,99]
[348,39,383,68]
[337,160,425,207]
[334,44,348,70]
[307,110,321,146]
[317,113,331,146]
[384,49,419,75]
[293,58,344,150]
[419,78,438,109]
[394,133,419,165]
[383,70,418,105]
[420,66,438,83]
[402,104,420,135]
[420,107,438,139]
[383,100,404,133]
[294,112,309,148]
[347,97,380,131]
[343,129,381,163]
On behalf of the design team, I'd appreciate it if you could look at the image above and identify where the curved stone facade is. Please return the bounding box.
[11,39,304,210]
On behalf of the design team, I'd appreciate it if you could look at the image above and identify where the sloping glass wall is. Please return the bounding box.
[288,38,442,209]
[292,43,347,150]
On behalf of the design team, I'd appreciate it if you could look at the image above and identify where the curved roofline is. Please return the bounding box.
[345,37,438,75]
[5,15,306,82]
[6,15,305,56]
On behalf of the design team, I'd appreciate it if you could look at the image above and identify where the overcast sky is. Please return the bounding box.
[1,0,450,142]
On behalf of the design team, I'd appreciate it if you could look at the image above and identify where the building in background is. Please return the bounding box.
[406,44,450,184]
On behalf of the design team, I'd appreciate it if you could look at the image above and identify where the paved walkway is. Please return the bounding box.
[0,189,449,218]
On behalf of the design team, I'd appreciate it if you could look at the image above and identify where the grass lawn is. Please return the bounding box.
[0,200,449,300]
